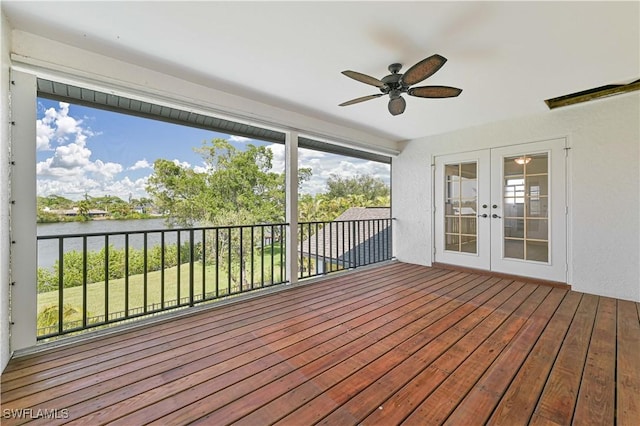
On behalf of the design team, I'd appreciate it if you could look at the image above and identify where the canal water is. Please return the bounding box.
[37,218,196,268]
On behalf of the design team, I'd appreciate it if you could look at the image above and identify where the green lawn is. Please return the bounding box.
[37,246,285,335]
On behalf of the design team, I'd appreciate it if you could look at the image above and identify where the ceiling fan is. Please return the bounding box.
[339,54,462,116]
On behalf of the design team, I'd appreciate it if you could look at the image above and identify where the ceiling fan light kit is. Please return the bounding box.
[339,54,462,116]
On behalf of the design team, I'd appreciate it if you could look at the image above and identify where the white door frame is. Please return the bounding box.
[433,138,568,283]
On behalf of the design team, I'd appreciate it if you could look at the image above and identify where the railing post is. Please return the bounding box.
[285,130,298,284]
[189,229,194,306]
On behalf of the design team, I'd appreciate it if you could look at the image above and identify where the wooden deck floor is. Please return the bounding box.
[1,262,639,425]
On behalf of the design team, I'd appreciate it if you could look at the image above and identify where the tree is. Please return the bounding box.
[76,199,91,221]
[37,194,74,210]
[146,138,311,288]
[146,159,208,226]
[147,139,309,227]
[325,173,390,201]
[298,175,390,222]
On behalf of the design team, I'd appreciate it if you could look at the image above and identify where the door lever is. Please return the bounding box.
[477,214,488,218]
[492,214,502,219]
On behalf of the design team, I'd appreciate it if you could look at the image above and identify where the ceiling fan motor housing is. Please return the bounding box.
[381,64,406,95]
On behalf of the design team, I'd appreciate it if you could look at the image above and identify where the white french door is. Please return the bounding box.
[434,139,567,282]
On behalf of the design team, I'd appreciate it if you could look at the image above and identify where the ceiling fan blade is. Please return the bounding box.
[388,96,406,116]
[341,70,386,88]
[408,85,463,98]
[339,94,383,106]
[401,54,447,86]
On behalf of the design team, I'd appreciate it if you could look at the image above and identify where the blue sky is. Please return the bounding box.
[36,98,390,201]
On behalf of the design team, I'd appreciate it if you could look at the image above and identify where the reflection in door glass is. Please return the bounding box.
[503,153,549,262]
[444,162,477,254]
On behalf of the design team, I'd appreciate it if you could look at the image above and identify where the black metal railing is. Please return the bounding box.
[36,218,393,339]
[298,218,393,279]
[36,223,287,339]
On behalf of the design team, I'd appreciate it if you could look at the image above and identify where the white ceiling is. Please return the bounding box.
[2,1,639,142]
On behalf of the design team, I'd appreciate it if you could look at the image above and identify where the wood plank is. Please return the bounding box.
[403,287,573,425]
[50,267,469,425]
[361,285,557,426]
[2,264,433,397]
[272,278,515,426]
[315,280,531,426]
[3,262,419,375]
[530,293,598,425]
[1,266,444,422]
[616,300,640,424]
[1,263,636,426]
[432,261,571,289]
[143,274,494,425]
[2,262,417,378]
[443,288,570,425]
[572,297,617,425]
[485,290,581,425]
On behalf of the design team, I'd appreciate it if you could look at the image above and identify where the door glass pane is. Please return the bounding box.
[444,162,477,254]
[526,219,548,240]
[460,235,477,253]
[526,154,548,174]
[504,219,524,238]
[526,241,549,262]
[503,152,549,262]
[526,178,548,197]
[445,234,460,251]
[504,239,524,259]
[461,163,477,179]
[504,158,524,177]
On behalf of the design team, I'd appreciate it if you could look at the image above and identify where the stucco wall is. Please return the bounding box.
[393,93,640,301]
[1,11,13,372]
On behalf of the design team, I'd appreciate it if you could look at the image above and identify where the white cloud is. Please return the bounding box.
[267,143,285,173]
[36,102,135,200]
[229,135,252,143]
[100,176,150,200]
[266,144,390,195]
[193,164,213,174]
[129,159,152,170]
[49,140,92,169]
[86,159,123,179]
[36,119,55,151]
[172,159,192,169]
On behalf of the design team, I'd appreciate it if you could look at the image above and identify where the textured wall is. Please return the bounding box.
[393,93,640,301]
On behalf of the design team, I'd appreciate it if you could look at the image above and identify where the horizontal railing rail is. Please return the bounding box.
[36,223,287,339]
[298,218,393,280]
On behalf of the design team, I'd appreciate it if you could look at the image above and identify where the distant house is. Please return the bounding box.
[299,207,391,275]
[44,207,108,218]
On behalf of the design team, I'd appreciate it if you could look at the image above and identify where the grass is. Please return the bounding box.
[37,245,286,335]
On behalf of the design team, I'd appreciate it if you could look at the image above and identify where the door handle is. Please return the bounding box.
[477,214,488,218]
[492,214,502,219]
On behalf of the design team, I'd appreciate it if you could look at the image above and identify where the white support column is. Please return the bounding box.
[285,130,298,285]
[10,70,37,350]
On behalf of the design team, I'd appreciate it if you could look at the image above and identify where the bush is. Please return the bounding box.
[37,303,86,334]
[36,242,201,292]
